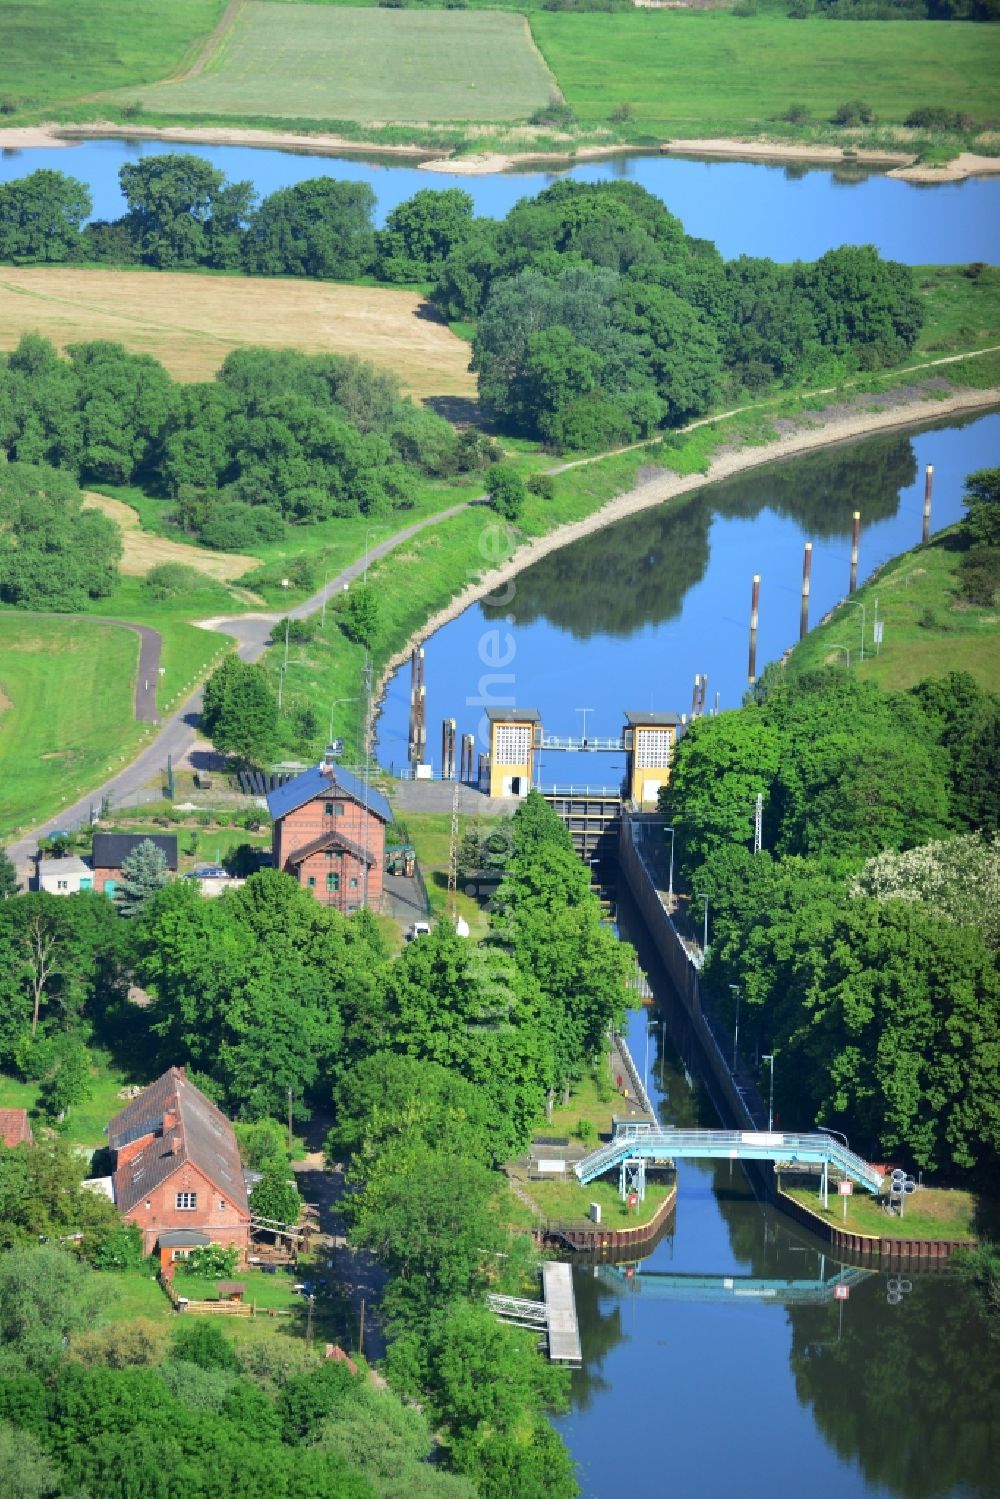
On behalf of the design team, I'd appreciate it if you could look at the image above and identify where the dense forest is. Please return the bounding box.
[0,795,628,1496]
[659,470,1000,1181]
[1,163,924,449]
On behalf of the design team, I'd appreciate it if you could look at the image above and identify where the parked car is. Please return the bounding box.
[405,921,431,941]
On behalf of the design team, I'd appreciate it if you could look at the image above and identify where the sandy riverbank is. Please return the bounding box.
[5,121,998,182]
[374,384,1000,705]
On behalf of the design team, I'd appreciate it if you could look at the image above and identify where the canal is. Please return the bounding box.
[3,133,997,1499]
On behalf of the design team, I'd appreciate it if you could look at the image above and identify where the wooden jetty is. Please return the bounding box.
[487,1261,582,1366]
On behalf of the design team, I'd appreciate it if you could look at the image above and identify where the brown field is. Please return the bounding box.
[82,492,256,581]
[0,268,477,402]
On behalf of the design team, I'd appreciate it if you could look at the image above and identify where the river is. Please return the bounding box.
[1,138,998,262]
[3,135,998,1499]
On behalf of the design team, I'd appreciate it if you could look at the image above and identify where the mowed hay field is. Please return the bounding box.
[117,5,557,122]
[531,12,1000,135]
[0,615,146,837]
[81,493,256,581]
[0,268,477,402]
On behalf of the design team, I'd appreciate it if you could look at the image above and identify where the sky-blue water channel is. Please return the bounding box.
[556,896,998,1499]
[374,410,1000,785]
[2,138,999,262]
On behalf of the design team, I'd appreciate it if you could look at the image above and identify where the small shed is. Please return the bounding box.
[216,1281,246,1303]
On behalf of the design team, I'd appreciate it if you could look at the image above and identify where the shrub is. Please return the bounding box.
[787,0,812,14]
[85,1222,145,1272]
[171,1318,240,1371]
[529,100,577,129]
[527,473,556,500]
[958,547,1000,606]
[609,102,635,123]
[119,101,144,121]
[0,96,22,116]
[833,99,875,126]
[274,615,316,644]
[732,0,758,14]
[183,1243,241,1280]
[142,562,203,599]
[784,103,810,124]
[485,465,526,522]
[200,501,285,550]
[905,106,975,132]
[575,1119,597,1146]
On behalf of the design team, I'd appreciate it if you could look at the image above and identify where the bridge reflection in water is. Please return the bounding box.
[596,1262,873,1305]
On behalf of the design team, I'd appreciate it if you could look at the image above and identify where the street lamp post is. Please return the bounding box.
[817,1124,849,1151]
[576,707,594,746]
[696,892,709,958]
[762,1053,775,1132]
[729,984,741,1072]
[664,824,675,912]
[859,602,866,664]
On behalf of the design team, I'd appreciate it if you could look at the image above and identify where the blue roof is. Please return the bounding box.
[266,762,393,825]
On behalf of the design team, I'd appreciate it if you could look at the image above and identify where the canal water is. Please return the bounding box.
[1,137,998,263]
[557,896,999,1499]
[376,409,1000,784]
[2,135,997,1498]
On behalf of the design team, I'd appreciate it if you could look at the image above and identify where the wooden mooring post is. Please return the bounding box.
[748,574,760,685]
[922,464,934,544]
[849,512,861,594]
[799,541,812,641]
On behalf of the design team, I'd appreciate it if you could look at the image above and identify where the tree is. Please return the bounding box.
[118,154,246,268]
[0,1245,108,1373]
[114,839,170,919]
[245,178,376,279]
[200,658,279,767]
[341,584,381,646]
[0,849,20,899]
[0,170,90,263]
[67,341,176,484]
[376,188,475,282]
[0,1419,63,1499]
[249,1168,301,1227]
[0,1138,119,1250]
[802,245,923,369]
[961,465,1000,548]
[0,461,121,609]
[485,465,526,522]
[659,711,781,879]
[170,1319,240,1373]
[37,1037,92,1122]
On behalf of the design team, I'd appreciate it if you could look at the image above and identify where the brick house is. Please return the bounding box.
[0,1108,33,1148]
[91,833,178,897]
[106,1066,250,1260]
[266,750,392,913]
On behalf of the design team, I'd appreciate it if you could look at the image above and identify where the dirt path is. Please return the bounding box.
[293,1150,388,1364]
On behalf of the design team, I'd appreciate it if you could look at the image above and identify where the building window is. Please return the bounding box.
[327,873,340,893]
[326,849,336,860]
[350,877,359,890]
[219,1200,226,1211]
[324,801,334,816]
[57,880,68,891]
[334,803,344,817]
[307,876,316,889]
[171,1248,190,1261]
[175,1191,197,1210]
[494,723,531,764]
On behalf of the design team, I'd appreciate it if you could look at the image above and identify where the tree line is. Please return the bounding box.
[1,163,924,449]
[0,335,497,558]
[658,472,1000,1182]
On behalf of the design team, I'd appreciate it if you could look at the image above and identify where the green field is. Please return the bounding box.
[0,1053,137,1151]
[0,614,149,839]
[781,1183,980,1240]
[119,4,557,123]
[788,527,1000,695]
[0,0,225,115]
[531,11,1000,136]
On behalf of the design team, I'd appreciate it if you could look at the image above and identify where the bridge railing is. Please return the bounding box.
[539,735,625,753]
[540,785,622,797]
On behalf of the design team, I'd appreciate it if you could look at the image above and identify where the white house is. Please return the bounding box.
[37,857,93,895]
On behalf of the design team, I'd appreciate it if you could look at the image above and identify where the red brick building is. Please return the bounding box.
[106,1066,250,1260]
[91,833,178,897]
[266,751,392,913]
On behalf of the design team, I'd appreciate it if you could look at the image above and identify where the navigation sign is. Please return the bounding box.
[834,1284,850,1301]
[838,1180,854,1195]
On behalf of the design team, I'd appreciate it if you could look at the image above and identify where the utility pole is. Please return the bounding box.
[287,1086,293,1152]
[447,775,460,922]
[358,1297,366,1358]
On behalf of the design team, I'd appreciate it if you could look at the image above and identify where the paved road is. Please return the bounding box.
[9,499,480,881]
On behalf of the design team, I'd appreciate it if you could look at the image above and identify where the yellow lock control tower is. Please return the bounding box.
[485,708,541,799]
[623,711,681,807]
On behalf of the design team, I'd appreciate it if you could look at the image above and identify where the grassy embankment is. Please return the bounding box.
[5,0,998,163]
[0,1050,133,1152]
[781,1182,979,1240]
[787,525,1000,694]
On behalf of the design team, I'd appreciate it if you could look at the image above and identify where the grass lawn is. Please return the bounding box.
[914,266,1000,359]
[0,269,477,405]
[0,1052,137,1151]
[114,5,557,123]
[543,1069,620,1142]
[0,614,148,838]
[513,1171,676,1232]
[390,809,492,938]
[531,11,1000,137]
[0,0,225,115]
[787,526,1000,695]
[781,1182,979,1240]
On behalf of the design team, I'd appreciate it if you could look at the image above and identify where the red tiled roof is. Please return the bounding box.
[0,1108,33,1148]
[107,1067,249,1219]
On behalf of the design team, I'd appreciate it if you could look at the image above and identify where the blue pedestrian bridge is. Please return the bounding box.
[575,1124,885,1195]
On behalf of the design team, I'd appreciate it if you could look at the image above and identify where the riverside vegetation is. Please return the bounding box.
[659,468,1000,1186]
[0,793,627,1496]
